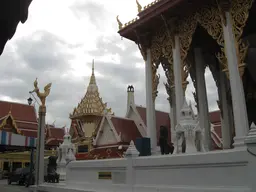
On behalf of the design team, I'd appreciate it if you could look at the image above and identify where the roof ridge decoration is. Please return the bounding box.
[0,113,22,135]
[136,0,142,13]
[117,0,161,30]
[70,60,113,119]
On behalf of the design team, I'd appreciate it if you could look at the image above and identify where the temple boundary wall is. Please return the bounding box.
[32,146,255,192]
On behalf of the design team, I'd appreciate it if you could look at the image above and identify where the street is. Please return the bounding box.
[0,180,29,192]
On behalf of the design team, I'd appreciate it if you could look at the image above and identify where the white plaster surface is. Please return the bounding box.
[34,147,256,192]
[96,119,118,146]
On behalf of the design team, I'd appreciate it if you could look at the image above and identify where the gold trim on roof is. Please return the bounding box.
[70,60,113,118]
[0,113,22,135]
[118,0,161,30]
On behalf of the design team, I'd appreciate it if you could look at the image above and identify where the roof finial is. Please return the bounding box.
[136,0,142,13]
[8,104,12,114]
[116,15,123,30]
[92,59,95,75]
[89,59,96,85]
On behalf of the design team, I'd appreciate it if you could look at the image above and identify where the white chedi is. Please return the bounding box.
[125,140,140,157]
[174,98,204,154]
[56,131,76,181]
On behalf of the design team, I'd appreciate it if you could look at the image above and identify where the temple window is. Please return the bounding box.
[77,145,88,153]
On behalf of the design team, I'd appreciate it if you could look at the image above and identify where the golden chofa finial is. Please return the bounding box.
[116,15,123,30]
[136,0,142,13]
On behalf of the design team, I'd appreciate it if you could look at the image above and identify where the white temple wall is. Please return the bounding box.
[66,159,126,187]
[35,148,255,192]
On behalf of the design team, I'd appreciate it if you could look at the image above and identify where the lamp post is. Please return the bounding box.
[27,97,33,106]
[26,97,34,187]
[29,78,52,186]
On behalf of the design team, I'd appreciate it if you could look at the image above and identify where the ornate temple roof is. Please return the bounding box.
[0,101,38,136]
[117,0,202,41]
[70,60,112,119]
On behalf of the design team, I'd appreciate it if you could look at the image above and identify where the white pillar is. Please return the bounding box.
[219,71,232,149]
[172,36,184,123]
[194,48,212,151]
[35,106,46,185]
[145,48,157,152]
[170,90,177,143]
[222,12,249,149]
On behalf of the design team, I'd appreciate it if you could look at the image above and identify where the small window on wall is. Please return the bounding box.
[78,145,88,153]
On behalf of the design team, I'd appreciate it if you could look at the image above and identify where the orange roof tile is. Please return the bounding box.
[209,110,221,124]
[136,106,171,144]
[0,101,37,123]
[48,127,65,140]
[111,117,142,143]
[21,130,38,138]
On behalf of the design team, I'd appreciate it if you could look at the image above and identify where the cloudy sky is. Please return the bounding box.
[0,0,218,127]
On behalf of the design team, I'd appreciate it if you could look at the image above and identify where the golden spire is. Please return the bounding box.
[89,59,96,85]
[92,59,94,75]
[70,59,113,118]
[136,0,142,13]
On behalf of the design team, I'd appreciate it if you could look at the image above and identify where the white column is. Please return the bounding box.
[172,36,184,123]
[170,90,177,142]
[145,48,157,152]
[35,106,46,185]
[219,71,232,149]
[194,48,212,151]
[222,12,249,149]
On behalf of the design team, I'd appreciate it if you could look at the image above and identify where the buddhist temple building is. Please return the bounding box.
[45,124,66,150]
[69,60,113,155]
[0,100,65,172]
[70,63,223,160]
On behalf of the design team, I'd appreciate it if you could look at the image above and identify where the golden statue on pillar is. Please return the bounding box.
[31,78,52,107]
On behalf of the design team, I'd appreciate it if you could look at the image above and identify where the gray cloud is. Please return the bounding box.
[0,1,219,128]
[70,1,110,30]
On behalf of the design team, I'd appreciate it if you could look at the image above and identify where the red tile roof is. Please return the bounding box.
[46,138,63,146]
[48,127,65,140]
[136,106,171,143]
[0,101,37,123]
[209,110,221,124]
[21,130,38,138]
[45,126,65,146]
[16,121,37,130]
[111,116,142,143]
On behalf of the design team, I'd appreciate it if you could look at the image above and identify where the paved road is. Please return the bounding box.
[0,180,29,192]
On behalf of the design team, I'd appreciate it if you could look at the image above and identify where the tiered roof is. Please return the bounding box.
[0,100,65,147]
[45,124,65,146]
[70,60,112,119]
[0,101,38,137]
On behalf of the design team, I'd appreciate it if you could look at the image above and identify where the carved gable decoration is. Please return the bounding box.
[95,116,119,146]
